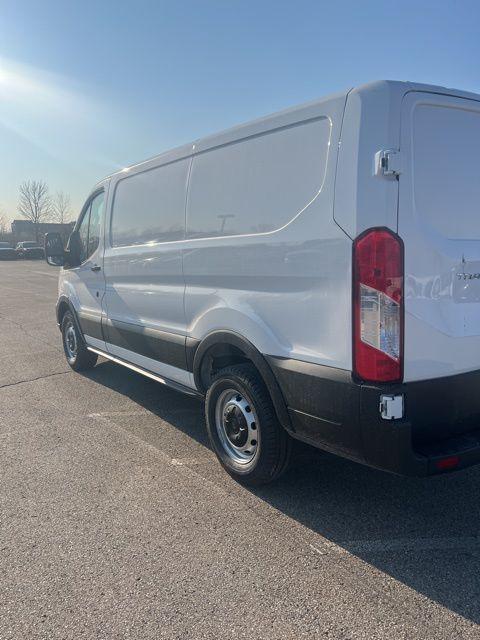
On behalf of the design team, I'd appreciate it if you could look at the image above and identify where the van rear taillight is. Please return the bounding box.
[353,228,404,383]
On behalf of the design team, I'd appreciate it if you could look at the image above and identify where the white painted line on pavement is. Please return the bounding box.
[88,411,149,418]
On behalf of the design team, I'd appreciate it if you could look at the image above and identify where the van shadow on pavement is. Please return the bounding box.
[84,360,480,626]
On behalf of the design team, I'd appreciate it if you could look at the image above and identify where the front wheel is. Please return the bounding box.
[61,311,98,371]
[205,363,291,486]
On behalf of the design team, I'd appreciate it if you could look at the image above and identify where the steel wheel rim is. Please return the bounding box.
[64,322,78,362]
[215,388,260,465]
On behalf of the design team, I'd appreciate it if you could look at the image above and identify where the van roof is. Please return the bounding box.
[98,86,349,186]
[96,79,480,187]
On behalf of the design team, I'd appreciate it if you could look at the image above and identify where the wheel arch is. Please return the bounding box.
[192,330,292,432]
[56,296,71,326]
[56,296,87,346]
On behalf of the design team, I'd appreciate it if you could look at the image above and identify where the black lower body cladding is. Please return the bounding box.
[267,356,480,476]
[266,356,363,459]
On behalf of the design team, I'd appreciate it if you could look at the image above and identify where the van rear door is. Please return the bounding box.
[399,91,480,382]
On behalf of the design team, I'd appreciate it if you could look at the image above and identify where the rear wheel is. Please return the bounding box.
[205,363,291,486]
[61,311,97,371]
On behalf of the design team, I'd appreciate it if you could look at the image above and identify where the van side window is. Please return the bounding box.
[76,191,104,263]
[187,118,331,239]
[77,205,90,263]
[88,191,104,257]
[110,159,189,247]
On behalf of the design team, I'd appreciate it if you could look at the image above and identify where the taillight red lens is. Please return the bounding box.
[353,228,404,383]
[435,456,460,471]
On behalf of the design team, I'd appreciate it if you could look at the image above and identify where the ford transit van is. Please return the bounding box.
[45,80,480,485]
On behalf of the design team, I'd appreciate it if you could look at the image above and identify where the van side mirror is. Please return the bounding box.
[44,232,66,266]
[66,231,81,267]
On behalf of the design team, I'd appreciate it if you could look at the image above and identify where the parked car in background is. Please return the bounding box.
[0,242,16,260]
[15,241,45,259]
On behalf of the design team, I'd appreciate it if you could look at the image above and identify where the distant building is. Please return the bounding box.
[10,220,75,243]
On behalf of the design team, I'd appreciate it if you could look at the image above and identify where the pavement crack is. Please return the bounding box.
[0,370,71,390]
[0,313,62,351]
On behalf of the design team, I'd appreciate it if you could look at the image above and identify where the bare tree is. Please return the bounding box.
[0,210,8,236]
[18,180,51,241]
[52,191,71,224]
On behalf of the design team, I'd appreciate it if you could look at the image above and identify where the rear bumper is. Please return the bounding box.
[267,356,480,477]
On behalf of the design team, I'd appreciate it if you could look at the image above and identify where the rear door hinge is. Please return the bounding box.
[374,149,402,177]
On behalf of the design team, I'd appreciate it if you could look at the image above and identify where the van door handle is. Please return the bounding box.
[91,264,101,272]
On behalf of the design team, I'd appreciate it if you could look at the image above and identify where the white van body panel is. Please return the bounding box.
[97,91,353,376]
[184,93,352,369]
[334,80,403,238]
[399,91,480,381]
[101,145,194,387]
[103,144,193,337]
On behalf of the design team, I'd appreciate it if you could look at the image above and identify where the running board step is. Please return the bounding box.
[87,347,203,398]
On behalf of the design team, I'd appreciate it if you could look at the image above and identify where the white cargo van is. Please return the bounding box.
[45,80,480,484]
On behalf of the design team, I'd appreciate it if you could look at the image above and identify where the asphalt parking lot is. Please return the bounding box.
[0,259,479,639]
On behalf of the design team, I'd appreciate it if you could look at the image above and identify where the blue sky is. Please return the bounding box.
[1,0,479,221]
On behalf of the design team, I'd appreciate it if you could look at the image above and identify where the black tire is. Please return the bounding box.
[61,311,98,371]
[205,363,291,486]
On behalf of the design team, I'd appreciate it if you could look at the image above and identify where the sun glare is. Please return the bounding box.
[0,56,127,174]
[0,56,102,120]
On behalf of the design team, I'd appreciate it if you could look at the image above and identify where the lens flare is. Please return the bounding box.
[0,56,126,169]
